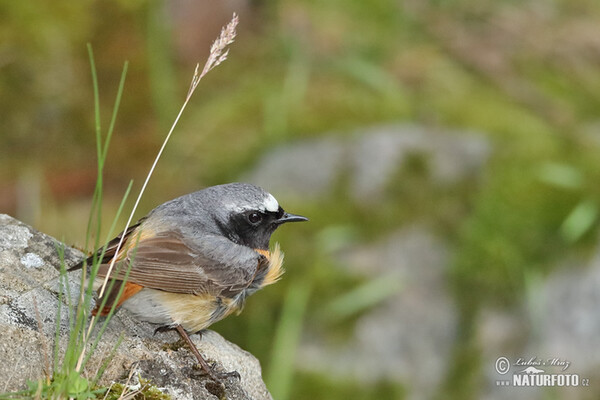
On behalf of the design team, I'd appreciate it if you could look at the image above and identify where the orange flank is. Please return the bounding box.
[92,281,144,317]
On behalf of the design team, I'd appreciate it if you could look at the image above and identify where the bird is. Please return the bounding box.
[70,182,307,380]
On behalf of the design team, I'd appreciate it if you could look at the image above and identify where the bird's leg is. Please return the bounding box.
[174,325,240,381]
[175,325,214,375]
[154,325,174,336]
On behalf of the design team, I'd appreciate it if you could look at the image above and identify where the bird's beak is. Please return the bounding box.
[276,212,308,225]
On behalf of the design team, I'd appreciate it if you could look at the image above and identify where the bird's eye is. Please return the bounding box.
[248,212,262,224]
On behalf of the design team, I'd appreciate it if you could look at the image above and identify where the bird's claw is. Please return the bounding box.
[192,362,241,382]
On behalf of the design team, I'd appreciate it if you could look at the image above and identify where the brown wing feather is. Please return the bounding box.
[68,219,145,271]
[92,281,144,317]
[97,230,259,297]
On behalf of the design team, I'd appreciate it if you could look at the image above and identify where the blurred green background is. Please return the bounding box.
[2,0,600,399]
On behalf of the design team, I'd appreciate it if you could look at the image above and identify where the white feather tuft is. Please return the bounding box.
[263,193,279,212]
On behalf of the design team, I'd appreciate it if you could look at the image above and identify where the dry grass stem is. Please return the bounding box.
[97,11,239,300]
[188,13,239,98]
[75,13,239,374]
[102,382,116,400]
[203,13,238,74]
[115,365,143,400]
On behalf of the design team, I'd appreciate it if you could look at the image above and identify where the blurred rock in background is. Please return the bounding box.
[300,226,455,400]
[245,124,490,203]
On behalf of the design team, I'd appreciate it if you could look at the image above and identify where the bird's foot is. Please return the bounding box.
[174,325,240,382]
[192,362,241,381]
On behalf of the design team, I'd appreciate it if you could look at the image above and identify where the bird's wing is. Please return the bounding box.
[68,218,145,271]
[97,229,263,297]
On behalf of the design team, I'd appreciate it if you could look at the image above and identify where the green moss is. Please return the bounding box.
[451,157,579,309]
[101,378,171,400]
[161,339,185,352]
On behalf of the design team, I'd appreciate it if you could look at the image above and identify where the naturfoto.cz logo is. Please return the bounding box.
[494,356,590,388]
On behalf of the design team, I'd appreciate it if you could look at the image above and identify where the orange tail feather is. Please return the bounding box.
[92,281,144,317]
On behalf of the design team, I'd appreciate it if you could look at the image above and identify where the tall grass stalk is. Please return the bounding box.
[76,10,239,377]
[94,12,239,302]
[0,14,238,399]
[0,45,134,400]
[55,45,131,398]
[266,280,312,400]
[67,46,131,378]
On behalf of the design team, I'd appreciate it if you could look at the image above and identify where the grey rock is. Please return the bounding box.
[0,214,272,400]
[244,137,347,200]
[245,124,491,203]
[477,245,600,400]
[477,309,538,400]
[349,126,425,202]
[298,226,457,400]
[133,330,272,400]
[536,255,600,369]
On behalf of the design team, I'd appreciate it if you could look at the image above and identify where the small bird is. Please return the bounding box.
[71,182,307,379]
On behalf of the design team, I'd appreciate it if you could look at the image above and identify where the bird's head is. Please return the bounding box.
[202,183,308,250]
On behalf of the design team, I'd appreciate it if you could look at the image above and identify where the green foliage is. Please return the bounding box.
[4,0,600,399]
[267,280,312,400]
[21,376,105,400]
[0,46,131,399]
[319,275,402,323]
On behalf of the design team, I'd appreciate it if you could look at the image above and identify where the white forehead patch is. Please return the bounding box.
[223,192,280,213]
[263,193,279,212]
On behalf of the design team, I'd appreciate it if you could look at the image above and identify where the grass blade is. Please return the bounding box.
[267,280,312,400]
